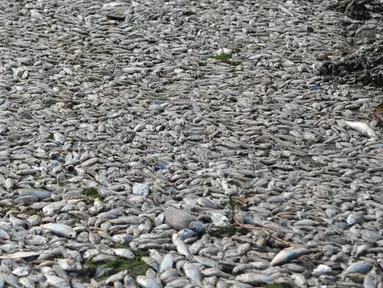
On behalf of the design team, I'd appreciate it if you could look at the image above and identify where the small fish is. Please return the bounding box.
[41,223,76,238]
[160,268,179,283]
[189,221,205,235]
[97,208,124,220]
[160,254,174,273]
[363,274,376,288]
[19,277,35,288]
[183,262,203,286]
[178,228,197,240]
[4,178,14,191]
[189,239,203,255]
[312,264,332,276]
[166,277,191,287]
[165,207,196,230]
[16,188,51,199]
[345,121,377,138]
[53,132,66,144]
[291,273,307,288]
[172,233,194,261]
[149,249,163,264]
[344,261,373,275]
[105,270,128,284]
[271,247,310,266]
[202,267,232,278]
[233,263,254,274]
[0,229,9,240]
[193,255,219,268]
[45,274,70,288]
[113,248,134,259]
[136,276,161,288]
[42,200,67,216]
[132,183,149,197]
[235,273,278,285]
[0,251,40,259]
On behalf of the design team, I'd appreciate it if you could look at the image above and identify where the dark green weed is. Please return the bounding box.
[84,187,102,200]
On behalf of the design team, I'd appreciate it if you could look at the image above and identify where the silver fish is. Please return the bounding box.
[41,223,76,238]
[344,261,373,275]
[270,247,310,266]
[183,262,203,286]
[235,273,278,285]
[45,274,70,288]
[160,254,174,273]
[0,251,40,259]
[113,248,135,259]
[136,275,161,288]
[160,268,180,283]
[165,207,196,230]
[172,233,194,261]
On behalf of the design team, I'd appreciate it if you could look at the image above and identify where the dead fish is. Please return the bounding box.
[193,255,219,268]
[113,248,134,259]
[178,228,197,240]
[363,274,376,288]
[97,208,125,220]
[235,273,278,285]
[41,223,76,238]
[172,233,194,261]
[344,261,373,275]
[233,264,254,274]
[165,207,195,230]
[45,274,70,288]
[19,277,35,288]
[0,251,40,259]
[291,273,307,288]
[16,188,51,199]
[202,267,232,278]
[183,262,203,286]
[53,132,66,144]
[42,200,67,216]
[166,277,191,287]
[271,247,310,266]
[160,254,174,273]
[160,268,179,283]
[136,275,161,288]
[189,239,203,255]
[0,229,9,240]
[345,121,377,138]
[105,270,128,284]
[312,264,332,276]
[189,221,205,235]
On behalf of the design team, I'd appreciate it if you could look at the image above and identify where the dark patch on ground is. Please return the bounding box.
[76,250,149,283]
[328,0,383,20]
[84,187,103,200]
[318,42,383,86]
[318,0,383,88]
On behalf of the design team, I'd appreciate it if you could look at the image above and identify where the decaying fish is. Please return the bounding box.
[345,121,377,138]
[183,262,203,286]
[0,251,40,260]
[271,247,311,266]
[41,223,76,238]
[235,273,279,285]
[172,233,194,261]
[344,261,373,275]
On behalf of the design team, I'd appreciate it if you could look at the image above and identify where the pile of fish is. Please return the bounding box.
[0,0,382,287]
